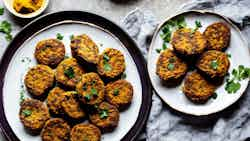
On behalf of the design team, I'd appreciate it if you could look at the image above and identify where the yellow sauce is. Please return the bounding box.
[13,0,43,14]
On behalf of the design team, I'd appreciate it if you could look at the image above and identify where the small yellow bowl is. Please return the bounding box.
[3,0,49,18]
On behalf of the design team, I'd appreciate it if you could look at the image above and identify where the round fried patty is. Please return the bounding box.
[196,50,230,78]
[105,80,133,110]
[70,123,101,141]
[97,48,125,78]
[183,72,216,103]
[171,28,207,56]
[35,39,65,67]
[56,58,85,88]
[61,91,86,119]
[24,65,54,97]
[89,102,119,132]
[76,73,105,105]
[70,34,99,64]
[41,118,70,141]
[19,99,50,132]
[47,87,65,115]
[203,22,230,51]
[156,49,188,81]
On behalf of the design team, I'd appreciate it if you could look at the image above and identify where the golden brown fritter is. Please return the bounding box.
[105,80,133,110]
[203,22,230,51]
[97,48,125,78]
[89,102,119,132]
[19,99,50,132]
[70,34,99,64]
[56,58,85,88]
[171,28,207,56]
[35,39,65,67]
[46,87,65,115]
[76,73,105,105]
[61,91,85,119]
[156,49,188,81]
[183,72,216,103]
[70,123,101,141]
[41,118,70,141]
[196,50,230,78]
[24,65,54,97]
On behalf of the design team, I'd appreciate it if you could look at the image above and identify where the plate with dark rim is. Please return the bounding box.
[148,10,250,116]
[0,11,152,141]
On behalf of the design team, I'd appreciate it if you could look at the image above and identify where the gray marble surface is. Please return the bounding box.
[1,0,250,141]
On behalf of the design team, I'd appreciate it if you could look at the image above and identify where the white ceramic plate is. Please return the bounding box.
[148,10,250,116]
[0,11,152,141]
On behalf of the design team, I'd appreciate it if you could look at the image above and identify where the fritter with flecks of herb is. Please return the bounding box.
[70,123,101,141]
[76,73,105,105]
[19,99,50,133]
[89,102,119,132]
[46,87,65,115]
[56,58,85,88]
[105,80,133,110]
[97,48,126,79]
[196,50,230,78]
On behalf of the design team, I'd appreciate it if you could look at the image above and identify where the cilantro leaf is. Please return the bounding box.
[113,89,119,96]
[104,63,112,72]
[211,92,217,99]
[167,63,175,71]
[103,54,110,62]
[121,73,127,79]
[90,88,98,96]
[195,20,202,28]
[56,33,64,40]
[156,48,162,53]
[22,110,32,117]
[64,67,75,79]
[0,7,4,15]
[210,60,218,70]
[99,109,109,119]
[225,81,241,94]
[84,94,91,101]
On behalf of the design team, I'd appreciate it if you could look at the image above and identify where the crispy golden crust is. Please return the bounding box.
[183,72,216,103]
[76,73,105,105]
[105,80,133,110]
[70,124,101,141]
[196,50,230,78]
[56,58,85,88]
[171,28,207,56]
[204,22,230,51]
[46,87,65,115]
[156,49,188,81]
[19,99,50,132]
[61,91,85,119]
[89,102,119,131]
[70,34,99,64]
[35,39,65,67]
[41,118,70,141]
[24,65,54,97]
[97,48,125,78]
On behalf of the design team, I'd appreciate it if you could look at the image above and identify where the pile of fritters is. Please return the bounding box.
[156,22,231,103]
[20,34,134,141]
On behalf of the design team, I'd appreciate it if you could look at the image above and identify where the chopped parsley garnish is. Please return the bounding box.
[158,16,186,53]
[104,63,112,72]
[84,94,91,101]
[0,20,12,41]
[64,67,75,79]
[211,92,217,99]
[99,109,109,119]
[191,20,202,34]
[155,48,162,53]
[227,53,231,58]
[210,60,218,70]
[22,110,32,117]
[90,88,98,96]
[225,65,250,94]
[70,35,74,40]
[56,33,64,40]
[113,89,119,96]
[167,63,175,71]
[103,54,110,62]
[0,7,4,15]
[121,73,127,79]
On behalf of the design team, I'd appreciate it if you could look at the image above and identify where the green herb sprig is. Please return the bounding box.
[22,110,32,117]
[64,67,75,79]
[56,33,64,40]
[99,109,109,119]
[191,20,202,34]
[225,65,250,94]
[0,20,12,41]
[103,53,112,72]
[0,7,4,15]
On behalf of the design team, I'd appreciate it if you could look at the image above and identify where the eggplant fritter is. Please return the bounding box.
[70,123,101,141]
